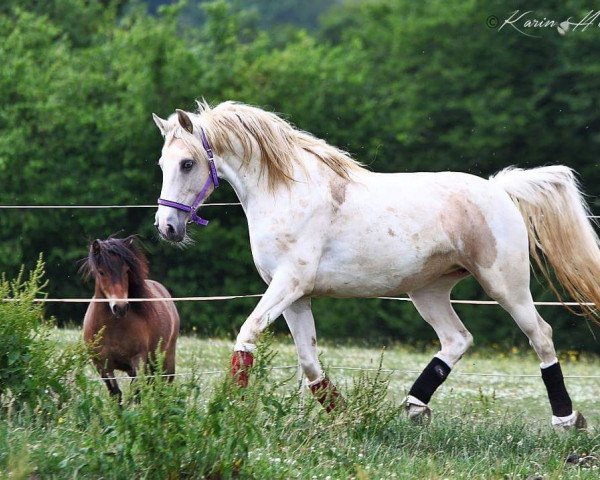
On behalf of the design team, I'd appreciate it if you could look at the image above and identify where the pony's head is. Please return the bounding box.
[81,236,149,318]
[152,107,218,243]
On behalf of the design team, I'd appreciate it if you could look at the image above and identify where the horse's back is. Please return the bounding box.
[345,169,526,247]
[311,170,528,296]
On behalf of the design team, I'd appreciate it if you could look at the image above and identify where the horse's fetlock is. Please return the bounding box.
[298,358,321,382]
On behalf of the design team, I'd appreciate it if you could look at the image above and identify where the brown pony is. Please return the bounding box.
[81,236,179,400]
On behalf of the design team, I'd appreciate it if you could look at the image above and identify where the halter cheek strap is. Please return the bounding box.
[157,127,220,227]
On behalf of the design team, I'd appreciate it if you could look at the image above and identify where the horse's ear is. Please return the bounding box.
[176,109,194,134]
[152,113,167,136]
[92,239,101,255]
[125,235,135,248]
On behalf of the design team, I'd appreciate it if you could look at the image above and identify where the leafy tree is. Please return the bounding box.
[1,0,599,351]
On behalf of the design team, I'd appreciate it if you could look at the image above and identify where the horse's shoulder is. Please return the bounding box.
[143,280,179,327]
[82,305,109,344]
[144,279,171,298]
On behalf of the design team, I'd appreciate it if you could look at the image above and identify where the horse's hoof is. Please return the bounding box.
[405,402,432,425]
[231,351,254,387]
[553,411,587,431]
[573,411,587,430]
[566,452,599,467]
[309,376,345,413]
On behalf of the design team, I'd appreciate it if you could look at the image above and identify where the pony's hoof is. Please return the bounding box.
[553,411,587,431]
[405,402,432,425]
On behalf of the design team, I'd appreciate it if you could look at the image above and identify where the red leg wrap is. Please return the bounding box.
[309,377,344,413]
[231,351,254,387]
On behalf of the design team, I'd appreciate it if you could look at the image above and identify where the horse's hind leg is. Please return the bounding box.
[164,350,176,383]
[163,336,177,383]
[475,261,586,429]
[406,275,473,423]
[283,297,344,412]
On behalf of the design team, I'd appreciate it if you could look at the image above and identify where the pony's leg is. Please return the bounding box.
[126,366,141,402]
[475,262,585,429]
[406,275,473,423]
[232,270,305,386]
[283,297,344,412]
[164,349,176,383]
[101,369,122,403]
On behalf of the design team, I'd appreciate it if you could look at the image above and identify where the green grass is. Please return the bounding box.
[2,328,600,479]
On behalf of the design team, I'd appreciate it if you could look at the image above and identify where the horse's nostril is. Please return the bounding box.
[111,304,129,317]
[166,223,175,235]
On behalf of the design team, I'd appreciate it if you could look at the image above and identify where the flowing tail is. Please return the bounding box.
[490,165,600,319]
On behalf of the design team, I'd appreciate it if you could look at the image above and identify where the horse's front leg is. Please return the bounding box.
[283,297,344,412]
[100,368,122,404]
[126,364,142,402]
[232,270,305,387]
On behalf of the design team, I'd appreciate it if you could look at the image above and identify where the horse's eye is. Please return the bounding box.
[98,270,105,277]
[181,160,194,171]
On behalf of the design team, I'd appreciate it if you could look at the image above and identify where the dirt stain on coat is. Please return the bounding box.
[440,193,497,270]
[329,175,349,213]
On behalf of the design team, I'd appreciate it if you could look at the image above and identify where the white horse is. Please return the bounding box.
[152,101,600,427]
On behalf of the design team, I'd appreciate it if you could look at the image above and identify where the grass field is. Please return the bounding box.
[2,328,600,479]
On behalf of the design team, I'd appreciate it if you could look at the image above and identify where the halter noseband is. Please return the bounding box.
[157,128,220,227]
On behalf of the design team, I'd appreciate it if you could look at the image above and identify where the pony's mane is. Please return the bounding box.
[81,236,152,314]
[163,101,365,189]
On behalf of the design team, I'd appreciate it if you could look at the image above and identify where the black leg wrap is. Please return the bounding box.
[408,357,452,404]
[541,362,572,417]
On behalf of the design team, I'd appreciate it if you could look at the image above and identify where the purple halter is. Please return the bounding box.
[157,128,219,226]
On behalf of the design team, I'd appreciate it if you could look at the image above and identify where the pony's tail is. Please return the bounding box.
[490,165,600,320]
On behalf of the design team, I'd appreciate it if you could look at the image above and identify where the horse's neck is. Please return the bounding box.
[216,148,328,214]
[129,279,146,299]
[215,151,260,208]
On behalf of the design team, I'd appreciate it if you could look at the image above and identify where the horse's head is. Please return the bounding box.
[82,237,148,318]
[152,109,219,244]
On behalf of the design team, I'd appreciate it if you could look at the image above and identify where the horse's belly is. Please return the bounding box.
[312,242,460,297]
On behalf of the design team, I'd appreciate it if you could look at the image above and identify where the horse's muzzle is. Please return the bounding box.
[111,303,129,318]
[155,210,186,243]
[161,223,185,242]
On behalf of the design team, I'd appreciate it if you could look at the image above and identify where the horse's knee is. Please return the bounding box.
[236,320,260,348]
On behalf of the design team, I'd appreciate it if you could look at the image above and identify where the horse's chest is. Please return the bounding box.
[85,317,148,358]
[248,231,315,283]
